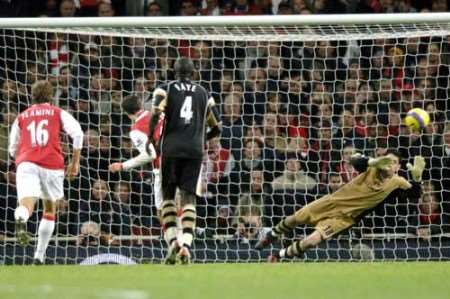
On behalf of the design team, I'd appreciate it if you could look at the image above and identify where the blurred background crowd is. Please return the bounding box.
[0,0,449,246]
[0,0,449,18]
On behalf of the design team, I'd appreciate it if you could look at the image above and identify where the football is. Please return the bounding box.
[404,108,430,130]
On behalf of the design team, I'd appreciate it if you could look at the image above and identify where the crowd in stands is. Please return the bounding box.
[1,0,450,18]
[0,0,449,245]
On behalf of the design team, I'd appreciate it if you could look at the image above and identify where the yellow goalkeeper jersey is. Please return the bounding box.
[304,167,411,223]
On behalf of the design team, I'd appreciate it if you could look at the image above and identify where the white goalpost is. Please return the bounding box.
[0,13,449,264]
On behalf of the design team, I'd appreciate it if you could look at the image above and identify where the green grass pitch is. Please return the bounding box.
[2,262,449,299]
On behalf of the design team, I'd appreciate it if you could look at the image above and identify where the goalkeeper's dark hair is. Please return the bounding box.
[121,95,142,115]
[386,149,402,160]
[174,56,194,80]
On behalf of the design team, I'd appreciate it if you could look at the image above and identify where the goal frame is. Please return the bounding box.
[0,13,450,28]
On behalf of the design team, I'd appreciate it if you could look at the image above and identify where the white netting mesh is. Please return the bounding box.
[1,21,450,264]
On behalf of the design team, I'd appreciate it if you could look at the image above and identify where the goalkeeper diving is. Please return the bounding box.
[255,151,425,261]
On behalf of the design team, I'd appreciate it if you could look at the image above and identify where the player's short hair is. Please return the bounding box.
[121,95,141,115]
[174,57,194,79]
[31,80,54,104]
[386,149,402,160]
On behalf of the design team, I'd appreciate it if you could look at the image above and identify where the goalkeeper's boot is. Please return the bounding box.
[176,246,191,265]
[255,230,278,250]
[268,246,301,263]
[15,219,29,247]
[164,240,181,265]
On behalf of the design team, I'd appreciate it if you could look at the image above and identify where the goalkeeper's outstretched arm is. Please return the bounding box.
[350,153,397,173]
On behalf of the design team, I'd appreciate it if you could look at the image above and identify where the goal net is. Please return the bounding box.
[1,15,449,264]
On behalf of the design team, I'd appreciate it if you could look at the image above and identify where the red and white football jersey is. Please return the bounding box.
[9,103,83,170]
[129,110,164,169]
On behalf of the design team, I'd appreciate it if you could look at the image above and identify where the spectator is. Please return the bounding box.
[133,71,157,103]
[1,79,28,112]
[432,0,448,12]
[112,181,134,235]
[70,91,99,131]
[243,67,268,120]
[409,193,450,240]
[384,46,406,91]
[200,0,221,15]
[292,0,306,14]
[77,221,103,246]
[266,56,284,92]
[25,62,46,86]
[277,2,293,14]
[335,144,359,183]
[286,136,320,173]
[209,205,235,235]
[59,0,77,17]
[48,32,70,76]
[97,35,121,82]
[80,129,110,181]
[225,0,262,15]
[113,181,131,205]
[238,169,267,208]
[97,1,115,16]
[54,199,77,236]
[53,65,72,109]
[44,0,59,16]
[333,107,366,151]
[262,112,288,154]
[311,122,335,184]
[179,0,199,16]
[0,108,17,168]
[205,137,235,184]
[153,39,177,81]
[221,93,245,157]
[431,123,450,198]
[217,70,234,102]
[235,204,263,243]
[146,2,162,16]
[327,172,344,194]
[89,73,113,114]
[191,40,221,92]
[271,156,317,193]
[79,179,132,239]
[71,42,101,95]
[231,138,264,187]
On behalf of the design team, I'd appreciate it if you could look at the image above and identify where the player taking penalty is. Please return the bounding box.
[9,80,83,264]
[255,151,425,261]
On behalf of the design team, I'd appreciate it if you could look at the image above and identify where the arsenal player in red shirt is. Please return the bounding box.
[109,95,164,210]
[9,80,83,264]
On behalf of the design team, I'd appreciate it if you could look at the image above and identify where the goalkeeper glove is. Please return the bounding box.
[406,156,426,182]
[368,156,393,170]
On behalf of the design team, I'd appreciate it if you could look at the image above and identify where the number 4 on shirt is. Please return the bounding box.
[180,96,193,124]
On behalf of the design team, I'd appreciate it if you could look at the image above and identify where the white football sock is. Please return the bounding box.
[34,217,55,262]
[14,206,30,222]
[164,227,178,246]
[181,233,193,248]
